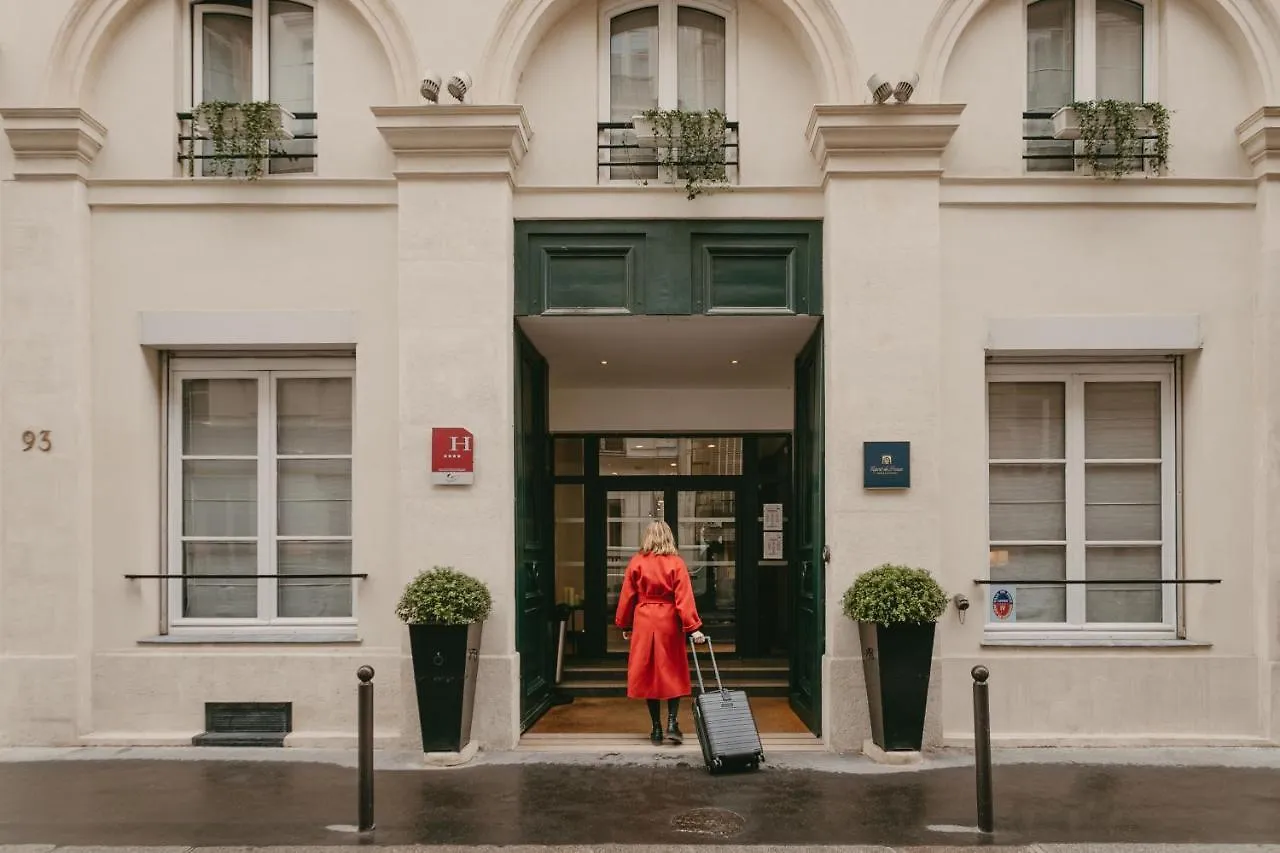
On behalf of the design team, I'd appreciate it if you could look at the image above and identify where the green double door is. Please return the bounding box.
[514,324,824,734]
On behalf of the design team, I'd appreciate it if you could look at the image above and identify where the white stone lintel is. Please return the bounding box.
[139,310,357,350]
[1,107,107,179]
[987,314,1203,355]
[806,103,965,177]
[371,105,531,179]
[1236,106,1280,177]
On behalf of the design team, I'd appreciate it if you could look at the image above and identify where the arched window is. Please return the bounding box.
[1026,0,1154,171]
[190,0,315,175]
[601,0,735,120]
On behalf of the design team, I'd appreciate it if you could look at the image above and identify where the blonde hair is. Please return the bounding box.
[640,520,678,556]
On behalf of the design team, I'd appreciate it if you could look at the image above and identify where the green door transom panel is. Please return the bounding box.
[516,220,822,317]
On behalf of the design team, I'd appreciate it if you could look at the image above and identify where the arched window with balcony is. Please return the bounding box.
[186,0,316,176]
[599,0,737,182]
[1025,0,1155,172]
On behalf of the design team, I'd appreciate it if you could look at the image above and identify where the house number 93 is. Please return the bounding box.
[22,430,52,452]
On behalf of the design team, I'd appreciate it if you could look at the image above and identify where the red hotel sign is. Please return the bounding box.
[431,427,475,485]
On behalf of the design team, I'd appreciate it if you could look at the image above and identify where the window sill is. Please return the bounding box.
[981,637,1211,649]
[140,629,361,645]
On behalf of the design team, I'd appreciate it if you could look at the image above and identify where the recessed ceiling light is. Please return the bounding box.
[670,462,677,467]
[731,359,739,365]
[707,444,717,448]
[600,360,608,365]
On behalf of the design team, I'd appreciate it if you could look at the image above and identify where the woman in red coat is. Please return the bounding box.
[615,519,706,744]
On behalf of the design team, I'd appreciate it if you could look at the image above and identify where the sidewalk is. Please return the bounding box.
[0,746,1278,848]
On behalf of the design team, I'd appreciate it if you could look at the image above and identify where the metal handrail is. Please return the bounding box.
[126,573,368,580]
[972,578,1220,585]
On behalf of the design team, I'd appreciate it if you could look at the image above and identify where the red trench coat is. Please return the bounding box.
[614,552,703,700]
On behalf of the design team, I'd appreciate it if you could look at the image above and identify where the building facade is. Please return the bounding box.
[2,0,1280,752]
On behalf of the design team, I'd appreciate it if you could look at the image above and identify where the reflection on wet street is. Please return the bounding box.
[0,759,1278,847]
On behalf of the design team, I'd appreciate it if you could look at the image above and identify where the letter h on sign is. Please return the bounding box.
[431,427,475,485]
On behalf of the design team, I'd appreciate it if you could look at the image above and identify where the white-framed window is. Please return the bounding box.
[168,358,354,630]
[1025,0,1158,172]
[599,0,737,180]
[986,363,1177,638]
[189,0,315,175]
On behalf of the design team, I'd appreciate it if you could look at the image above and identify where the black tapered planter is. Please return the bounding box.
[859,621,935,752]
[409,621,483,753]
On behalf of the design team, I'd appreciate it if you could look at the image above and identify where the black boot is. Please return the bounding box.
[650,722,665,744]
[647,700,663,744]
[666,715,684,745]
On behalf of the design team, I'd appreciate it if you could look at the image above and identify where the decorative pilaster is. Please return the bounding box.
[807,104,964,754]
[1236,107,1280,744]
[372,105,530,752]
[0,107,105,744]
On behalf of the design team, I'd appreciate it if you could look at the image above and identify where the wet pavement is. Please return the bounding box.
[0,755,1279,848]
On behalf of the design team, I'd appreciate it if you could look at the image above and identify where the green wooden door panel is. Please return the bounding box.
[515,221,821,317]
[790,323,824,736]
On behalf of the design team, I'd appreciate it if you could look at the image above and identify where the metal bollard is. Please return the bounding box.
[357,665,376,833]
[972,665,993,833]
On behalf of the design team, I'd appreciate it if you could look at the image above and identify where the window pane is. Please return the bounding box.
[202,12,253,102]
[183,378,258,456]
[1097,0,1143,101]
[277,378,352,455]
[555,484,586,610]
[988,382,1065,459]
[677,7,726,112]
[1027,0,1075,172]
[989,463,1066,540]
[599,437,743,475]
[1085,463,1161,540]
[1085,382,1160,458]
[184,460,258,536]
[611,7,659,121]
[269,0,315,174]
[1086,545,1161,622]
[278,541,352,618]
[989,545,1066,622]
[184,542,257,618]
[555,438,585,476]
[278,459,352,536]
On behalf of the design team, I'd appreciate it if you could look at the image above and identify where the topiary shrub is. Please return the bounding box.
[396,567,493,625]
[842,563,947,625]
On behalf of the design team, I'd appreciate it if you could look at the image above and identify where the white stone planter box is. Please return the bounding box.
[195,103,295,141]
[1051,105,1154,141]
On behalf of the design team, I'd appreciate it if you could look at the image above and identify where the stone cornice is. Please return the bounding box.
[1236,107,1280,178]
[1,107,106,180]
[371,105,531,180]
[806,104,965,178]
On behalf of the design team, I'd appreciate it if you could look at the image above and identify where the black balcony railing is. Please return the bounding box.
[1022,110,1161,173]
[597,120,740,181]
[177,111,318,176]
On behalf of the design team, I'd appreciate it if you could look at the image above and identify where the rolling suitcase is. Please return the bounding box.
[689,636,765,774]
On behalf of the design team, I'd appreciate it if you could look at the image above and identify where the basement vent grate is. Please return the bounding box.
[193,701,292,747]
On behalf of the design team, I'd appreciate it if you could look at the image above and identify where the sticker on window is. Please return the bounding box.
[991,588,1016,622]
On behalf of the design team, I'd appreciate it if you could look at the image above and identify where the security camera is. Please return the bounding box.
[447,72,472,103]
[420,71,442,103]
[867,74,892,105]
[894,73,919,104]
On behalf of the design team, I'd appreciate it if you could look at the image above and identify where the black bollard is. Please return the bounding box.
[357,665,375,833]
[972,665,993,833]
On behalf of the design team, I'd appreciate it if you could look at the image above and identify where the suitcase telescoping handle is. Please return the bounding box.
[689,635,725,695]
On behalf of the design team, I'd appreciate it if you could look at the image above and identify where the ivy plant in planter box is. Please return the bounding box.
[631,108,730,200]
[188,100,294,180]
[843,563,947,752]
[1054,99,1170,179]
[396,566,493,754]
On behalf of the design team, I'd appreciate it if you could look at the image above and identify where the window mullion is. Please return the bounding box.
[253,0,270,101]
[258,373,275,622]
[1078,0,1098,99]
[658,0,679,109]
[1065,374,1087,624]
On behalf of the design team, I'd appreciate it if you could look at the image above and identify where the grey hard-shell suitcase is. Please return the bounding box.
[689,636,765,773]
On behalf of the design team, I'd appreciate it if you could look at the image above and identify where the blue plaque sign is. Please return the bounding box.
[863,441,910,489]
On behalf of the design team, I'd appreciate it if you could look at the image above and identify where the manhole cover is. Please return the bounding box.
[671,807,746,837]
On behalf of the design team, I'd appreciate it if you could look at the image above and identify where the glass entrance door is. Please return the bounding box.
[678,490,737,651]
[605,489,665,653]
